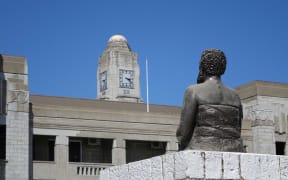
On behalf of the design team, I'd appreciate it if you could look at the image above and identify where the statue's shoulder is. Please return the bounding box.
[185,84,202,93]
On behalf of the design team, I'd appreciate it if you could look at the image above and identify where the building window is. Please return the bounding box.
[126,140,166,163]
[0,125,5,159]
[69,140,82,162]
[69,137,112,163]
[33,135,55,161]
[276,141,286,155]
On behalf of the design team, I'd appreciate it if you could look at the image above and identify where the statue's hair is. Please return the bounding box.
[199,49,226,77]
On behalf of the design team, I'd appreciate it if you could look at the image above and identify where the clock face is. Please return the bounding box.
[100,71,107,92]
[119,69,134,89]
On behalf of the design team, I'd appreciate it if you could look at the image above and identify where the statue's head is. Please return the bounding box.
[199,49,227,78]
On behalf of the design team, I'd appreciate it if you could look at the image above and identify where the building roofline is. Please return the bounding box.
[235,80,288,100]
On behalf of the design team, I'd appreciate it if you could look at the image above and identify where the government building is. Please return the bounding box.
[0,35,287,180]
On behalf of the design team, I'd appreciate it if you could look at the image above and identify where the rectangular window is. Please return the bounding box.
[276,141,286,155]
[33,135,55,161]
[126,140,166,163]
[69,140,82,162]
[0,125,5,159]
[69,137,112,163]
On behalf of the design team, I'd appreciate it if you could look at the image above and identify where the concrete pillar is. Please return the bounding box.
[112,138,126,165]
[252,120,276,154]
[166,141,178,153]
[2,55,31,180]
[55,135,69,180]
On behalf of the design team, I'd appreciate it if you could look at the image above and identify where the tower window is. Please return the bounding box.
[276,141,286,155]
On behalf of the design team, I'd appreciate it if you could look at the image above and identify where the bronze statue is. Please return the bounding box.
[176,49,244,152]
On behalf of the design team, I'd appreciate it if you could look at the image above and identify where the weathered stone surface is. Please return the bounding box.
[100,150,286,180]
[280,155,288,179]
[222,152,240,179]
[109,164,128,180]
[205,151,222,179]
[151,156,163,180]
[99,168,109,180]
[258,154,280,180]
[184,151,204,179]
[162,153,174,180]
[174,151,186,179]
[240,153,261,179]
[128,159,151,180]
[175,150,205,179]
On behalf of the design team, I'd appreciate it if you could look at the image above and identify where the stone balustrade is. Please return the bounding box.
[100,150,288,180]
[76,164,109,176]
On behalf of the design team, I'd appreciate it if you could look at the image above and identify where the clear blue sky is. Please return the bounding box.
[0,1,287,106]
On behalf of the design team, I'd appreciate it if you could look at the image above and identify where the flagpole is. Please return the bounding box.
[146,58,150,113]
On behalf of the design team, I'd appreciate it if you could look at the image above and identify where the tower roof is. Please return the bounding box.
[108,34,127,43]
[105,34,131,51]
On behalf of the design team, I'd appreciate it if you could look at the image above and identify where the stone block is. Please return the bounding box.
[99,168,109,180]
[175,150,204,179]
[258,154,280,179]
[240,153,261,179]
[162,153,174,180]
[128,159,151,180]
[222,152,240,179]
[205,151,222,179]
[280,155,288,179]
[109,164,128,180]
[174,151,186,179]
[151,156,162,180]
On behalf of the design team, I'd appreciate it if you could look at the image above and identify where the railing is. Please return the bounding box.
[69,162,112,177]
[77,166,105,176]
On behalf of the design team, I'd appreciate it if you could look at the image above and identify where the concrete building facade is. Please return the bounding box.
[0,35,288,180]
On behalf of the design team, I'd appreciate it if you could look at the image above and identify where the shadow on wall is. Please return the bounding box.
[29,102,34,180]
[0,55,6,180]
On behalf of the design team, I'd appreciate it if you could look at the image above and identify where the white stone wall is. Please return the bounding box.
[100,150,288,180]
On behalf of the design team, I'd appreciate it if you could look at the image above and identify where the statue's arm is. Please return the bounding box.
[176,87,198,150]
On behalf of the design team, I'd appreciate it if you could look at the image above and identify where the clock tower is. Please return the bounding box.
[97,35,142,103]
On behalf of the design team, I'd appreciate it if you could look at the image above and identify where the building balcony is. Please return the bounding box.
[33,161,112,180]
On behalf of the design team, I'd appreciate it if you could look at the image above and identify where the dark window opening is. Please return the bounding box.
[0,125,5,159]
[69,137,112,163]
[126,140,166,163]
[276,141,286,155]
[69,141,81,162]
[33,135,55,161]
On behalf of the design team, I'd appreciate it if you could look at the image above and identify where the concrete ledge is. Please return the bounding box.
[100,150,288,180]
